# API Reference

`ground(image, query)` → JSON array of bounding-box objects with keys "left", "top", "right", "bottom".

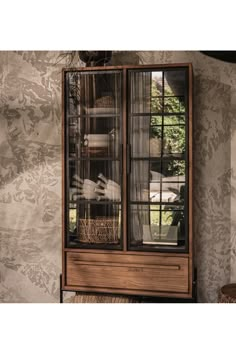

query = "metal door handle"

[{"left": 127, "top": 144, "right": 131, "bottom": 174}]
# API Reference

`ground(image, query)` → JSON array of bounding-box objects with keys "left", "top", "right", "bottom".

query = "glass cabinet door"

[
  {"left": 128, "top": 68, "right": 188, "bottom": 251},
  {"left": 65, "top": 70, "right": 122, "bottom": 248}
]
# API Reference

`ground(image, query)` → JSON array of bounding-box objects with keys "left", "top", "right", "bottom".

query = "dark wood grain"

[
  {"left": 66, "top": 252, "right": 189, "bottom": 295},
  {"left": 188, "top": 63, "right": 193, "bottom": 295},
  {"left": 61, "top": 69, "right": 65, "bottom": 288},
  {"left": 122, "top": 68, "right": 127, "bottom": 251},
  {"left": 64, "top": 247, "right": 189, "bottom": 257},
  {"left": 62, "top": 63, "right": 192, "bottom": 73}
]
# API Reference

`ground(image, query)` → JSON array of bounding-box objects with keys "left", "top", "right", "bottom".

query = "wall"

[
  {"left": 0, "top": 51, "right": 62, "bottom": 302},
  {"left": 230, "top": 70, "right": 236, "bottom": 283},
  {"left": 0, "top": 51, "right": 235, "bottom": 302}
]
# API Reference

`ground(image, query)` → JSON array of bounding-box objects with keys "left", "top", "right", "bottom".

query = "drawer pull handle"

[{"left": 72, "top": 260, "right": 180, "bottom": 271}]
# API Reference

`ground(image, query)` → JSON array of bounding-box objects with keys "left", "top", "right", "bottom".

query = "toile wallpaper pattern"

[{"left": 0, "top": 51, "right": 235, "bottom": 303}]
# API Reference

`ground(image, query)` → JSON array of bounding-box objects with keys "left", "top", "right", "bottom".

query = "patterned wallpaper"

[
  {"left": 0, "top": 51, "right": 235, "bottom": 302},
  {"left": 0, "top": 51, "right": 62, "bottom": 302}
]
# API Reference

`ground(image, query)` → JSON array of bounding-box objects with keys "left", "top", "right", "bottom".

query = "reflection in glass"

[
  {"left": 164, "top": 70, "right": 186, "bottom": 113},
  {"left": 130, "top": 160, "right": 185, "bottom": 204},
  {"left": 130, "top": 204, "right": 185, "bottom": 247},
  {"left": 149, "top": 126, "right": 162, "bottom": 157},
  {"left": 81, "top": 128, "right": 120, "bottom": 159},
  {"left": 69, "top": 204, "right": 77, "bottom": 233},
  {"left": 163, "top": 125, "right": 185, "bottom": 156},
  {"left": 151, "top": 71, "right": 163, "bottom": 114},
  {"left": 129, "top": 68, "right": 187, "bottom": 250},
  {"left": 164, "top": 97, "right": 185, "bottom": 113},
  {"left": 68, "top": 115, "right": 120, "bottom": 159},
  {"left": 69, "top": 161, "right": 120, "bottom": 202},
  {"left": 95, "top": 73, "right": 121, "bottom": 113},
  {"left": 163, "top": 115, "right": 185, "bottom": 125},
  {"left": 163, "top": 159, "right": 185, "bottom": 178},
  {"left": 151, "top": 97, "right": 162, "bottom": 113},
  {"left": 130, "top": 69, "right": 186, "bottom": 160},
  {"left": 151, "top": 115, "right": 162, "bottom": 125},
  {"left": 150, "top": 159, "right": 185, "bottom": 178},
  {"left": 68, "top": 97, "right": 79, "bottom": 116},
  {"left": 66, "top": 70, "right": 122, "bottom": 248},
  {"left": 68, "top": 71, "right": 122, "bottom": 115}
]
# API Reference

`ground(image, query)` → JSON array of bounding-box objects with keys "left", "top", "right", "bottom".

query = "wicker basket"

[
  {"left": 96, "top": 217, "right": 119, "bottom": 243},
  {"left": 78, "top": 219, "right": 97, "bottom": 243},
  {"left": 95, "top": 96, "right": 114, "bottom": 108},
  {"left": 78, "top": 217, "right": 119, "bottom": 244}
]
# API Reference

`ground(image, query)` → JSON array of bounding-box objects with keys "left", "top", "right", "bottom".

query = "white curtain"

[{"left": 130, "top": 71, "right": 151, "bottom": 242}]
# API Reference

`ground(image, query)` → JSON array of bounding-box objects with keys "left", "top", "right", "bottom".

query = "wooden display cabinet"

[{"left": 61, "top": 64, "right": 194, "bottom": 301}]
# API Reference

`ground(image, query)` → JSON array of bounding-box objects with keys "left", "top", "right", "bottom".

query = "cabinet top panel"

[{"left": 62, "top": 63, "right": 193, "bottom": 73}]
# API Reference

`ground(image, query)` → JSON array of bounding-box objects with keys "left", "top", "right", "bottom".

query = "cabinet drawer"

[{"left": 66, "top": 252, "right": 189, "bottom": 295}]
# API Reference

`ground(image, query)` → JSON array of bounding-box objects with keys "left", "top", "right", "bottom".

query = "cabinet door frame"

[
  {"left": 62, "top": 67, "right": 124, "bottom": 250},
  {"left": 126, "top": 65, "right": 192, "bottom": 253}
]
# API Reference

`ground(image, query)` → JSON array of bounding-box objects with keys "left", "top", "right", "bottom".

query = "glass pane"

[
  {"left": 130, "top": 204, "right": 185, "bottom": 248},
  {"left": 151, "top": 115, "right": 162, "bottom": 125},
  {"left": 128, "top": 68, "right": 188, "bottom": 251},
  {"left": 69, "top": 204, "right": 121, "bottom": 246},
  {"left": 163, "top": 125, "right": 185, "bottom": 157},
  {"left": 66, "top": 70, "right": 122, "bottom": 249},
  {"left": 129, "top": 71, "right": 152, "bottom": 114},
  {"left": 131, "top": 161, "right": 185, "bottom": 204},
  {"left": 149, "top": 126, "right": 162, "bottom": 157},
  {"left": 129, "top": 70, "right": 186, "bottom": 159},
  {"left": 129, "top": 71, "right": 160, "bottom": 157},
  {"left": 68, "top": 71, "right": 121, "bottom": 115},
  {"left": 131, "top": 120, "right": 186, "bottom": 158},
  {"left": 163, "top": 115, "right": 185, "bottom": 125},
  {"left": 67, "top": 71, "right": 121, "bottom": 159},
  {"left": 130, "top": 70, "right": 186, "bottom": 114},
  {"left": 130, "top": 160, "right": 149, "bottom": 202},
  {"left": 69, "top": 121, "right": 78, "bottom": 158},
  {"left": 69, "top": 203, "right": 77, "bottom": 234},
  {"left": 160, "top": 159, "right": 186, "bottom": 178},
  {"left": 151, "top": 71, "right": 163, "bottom": 113},
  {"left": 130, "top": 116, "right": 153, "bottom": 157},
  {"left": 164, "top": 70, "right": 186, "bottom": 113},
  {"left": 164, "top": 97, "right": 185, "bottom": 113},
  {"left": 67, "top": 73, "right": 81, "bottom": 114},
  {"left": 68, "top": 117, "right": 120, "bottom": 159},
  {"left": 69, "top": 160, "right": 121, "bottom": 202},
  {"left": 67, "top": 97, "right": 79, "bottom": 116},
  {"left": 130, "top": 122, "right": 186, "bottom": 159},
  {"left": 151, "top": 160, "right": 185, "bottom": 204},
  {"left": 130, "top": 204, "right": 150, "bottom": 244},
  {"left": 81, "top": 119, "right": 120, "bottom": 159},
  {"left": 132, "top": 121, "right": 186, "bottom": 158}
]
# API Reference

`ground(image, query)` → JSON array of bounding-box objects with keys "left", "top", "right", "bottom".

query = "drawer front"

[{"left": 66, "top": 252, "right": 189, "bottom": 294}]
